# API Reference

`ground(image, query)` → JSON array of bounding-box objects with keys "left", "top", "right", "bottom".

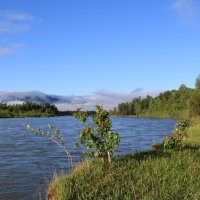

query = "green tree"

[
  {"left": 190, "top": 90, "right": 200, "bottom": 116},
  {"left": 179, "top": 84, "right": 187, "bottom": 93},
  {"left": 195, "top": 75, "right": 200, "bottom": 90},
  {"left": 74, "top": 105, "right": 120, "bottom": 163},
  {"left": 0, "top": 102, "right": 60, "bottom": 118}
]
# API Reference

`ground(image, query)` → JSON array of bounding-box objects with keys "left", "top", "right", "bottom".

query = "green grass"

[
  {"left": 187, "top": 118, "right": 200, "bottom": 147},
  {"left": 46, "top": 120, "right": 200, "bottom": 200}
]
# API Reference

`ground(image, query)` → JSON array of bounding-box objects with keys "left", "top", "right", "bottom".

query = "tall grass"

[
  {"left": 46, "top": 118, "right": 200, "bottom": 200},
  {"left": 186, "top": 117, "right": 200, "bottom": 147},
  {"left": 47, "top": 149, "right": 200, "bottom": 200}
]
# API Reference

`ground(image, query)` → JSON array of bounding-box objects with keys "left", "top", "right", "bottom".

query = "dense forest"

[
  {"left": 111, "top": 76, "right": 200, "bottom": 119},
  {"left": 0, "top": 102, "right": 60, "bottom": 118},
  {"left": 0, "top": 102, "right": 96, "bottom": 118}
]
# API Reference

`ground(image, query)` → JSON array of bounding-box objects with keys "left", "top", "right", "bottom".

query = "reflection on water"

[{"left": 0, "top": 116, "right": 175, "bottom": 200}]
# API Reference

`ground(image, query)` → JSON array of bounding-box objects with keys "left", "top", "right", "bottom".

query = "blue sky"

[{"left": 0, "top": 0, "right": 200, "bottom": 96}]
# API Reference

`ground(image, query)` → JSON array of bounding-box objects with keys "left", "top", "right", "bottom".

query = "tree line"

[
  {"left": 0, "top": 102, "right": 96, "bottom": 118},
  {"left": 1, "top": 76, "right": 200, "bottom": 119},
  {"left": 111, "top": 76, "right": 200, "bottom": 118},
  {"left": 0, "top": 102, "right": 59, "bottom": 118}
]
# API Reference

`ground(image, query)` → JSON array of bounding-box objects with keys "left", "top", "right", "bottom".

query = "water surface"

[{"left": 0, "top": 116, "right": 175, "bottom": 200}]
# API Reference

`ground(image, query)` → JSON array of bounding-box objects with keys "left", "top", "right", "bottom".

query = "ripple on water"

[{"left": 0, "top": 116, "right": 175, "bottom": 200}]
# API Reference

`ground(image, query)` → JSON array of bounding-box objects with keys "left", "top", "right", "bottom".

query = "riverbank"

[{"left": 46, "top": 118, "right": 200, "bottom": 200}]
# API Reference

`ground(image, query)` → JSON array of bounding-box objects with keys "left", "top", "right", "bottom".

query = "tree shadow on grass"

[
  {"left": 114, "top": 149, "right": 172, "bottom": 163},
  {"left": 183, "top": 144, "right": 200, "bottom": 151},
  {"left": 114, "top": 144, "right": 200, "bottom": 163}
]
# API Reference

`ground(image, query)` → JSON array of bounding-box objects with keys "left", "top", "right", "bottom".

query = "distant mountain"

[{"left": 0, "top": 90, "right": 159, "bottom": 111}]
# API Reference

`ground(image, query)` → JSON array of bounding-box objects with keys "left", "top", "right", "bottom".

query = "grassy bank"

[
  {"left": 46, "top": 120, "right": 200, "bottom": 200},
  {"left": 187, "top": 117, "right": 200, "bottom": 147}
]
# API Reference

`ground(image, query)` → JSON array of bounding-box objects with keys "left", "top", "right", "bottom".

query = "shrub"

[
  {"left": 74, "top": 105, "right": 120, "bottom": 163},
  {"left": 26, "top": 124, "right": 73, "bottom": 168},
  {"left": 163, "top": 120, "right": 189, "bottom": 149}
]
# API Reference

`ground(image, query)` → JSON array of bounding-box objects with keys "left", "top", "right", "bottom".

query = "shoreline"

[{"left": 45, "top": 119, "right": 200, "bottom": 200}]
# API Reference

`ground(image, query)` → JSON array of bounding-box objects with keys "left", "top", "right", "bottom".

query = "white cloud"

[
  {"left": 6, "top": 100, "right": 24, "bottom": 105},
  {"left": 0, "top": 44, "right": 24, "bottom": 55},
  {"left": 0, "top": 10, "right": 34, "bottom": 33},
  {"left": 0, "top": 46, "right": 12, "bottom": 55},
  {"left": 0, "top": 21, "right": 32, "bottom": 33},
  {"left": 172, "top": 0, "right": 197, "bottom": 22},
  {"left": 0, "top": 10, "right": 35, "bottom": 55},
  {"left": 0, "top": 90, "right": 160, "bottom": 111},
  {"left": 0, "top": 10, "right": 33, "bottom": 21}
]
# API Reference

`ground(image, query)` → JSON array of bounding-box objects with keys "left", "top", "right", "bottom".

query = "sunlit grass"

[
  {"left": 46, "top": 118, "right": 200, "bottom": 200},
  {"left": 187, "top": 117, "right": 200, "bottom": 147},
  {"left": 47, "top": 149, "right": 200, "bottom": 200}
]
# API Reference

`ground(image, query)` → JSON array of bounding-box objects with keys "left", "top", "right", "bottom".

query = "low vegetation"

[
  {"left": 26, "top": 124, "right": 73, "bottom": 168},
  {"left": 163, "top": 120, "right": 189, "bottom": 150},
  {"left": 186, "top": 117, "right": 200, "bottom": 147},
  {"left": 46, "top": 119, "right": 200, "bottom": 200}
]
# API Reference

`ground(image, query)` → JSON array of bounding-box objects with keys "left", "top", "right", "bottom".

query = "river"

[{"left": 0, "top": 116, "right": 175, "bottom": 200}]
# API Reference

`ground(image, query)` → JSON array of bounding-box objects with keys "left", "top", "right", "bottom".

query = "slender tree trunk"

[{"left": 107, "top": 152, "right": 111, "bottom": 163}]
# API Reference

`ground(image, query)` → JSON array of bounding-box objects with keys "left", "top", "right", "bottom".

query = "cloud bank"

[
  {"left": 172, "top": 0, "right": 197, "bottom": 23},
  {"left": 0, "top": 10, "right": 36, "bottom": 56},
  {"left": 0, "top": 90, "right": 160, "bottom": 111}
]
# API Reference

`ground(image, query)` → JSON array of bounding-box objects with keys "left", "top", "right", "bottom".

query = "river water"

[{"left": 0, "top": 116, "right": 175, "bottom": 200}]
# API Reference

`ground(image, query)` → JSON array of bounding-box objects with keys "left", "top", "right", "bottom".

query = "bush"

[
  {"left": 163, "top": 120, "right": 189, "bottom": 149},
  {"left": 74, "top": 105, "right": 120, "bottom": 163}
]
